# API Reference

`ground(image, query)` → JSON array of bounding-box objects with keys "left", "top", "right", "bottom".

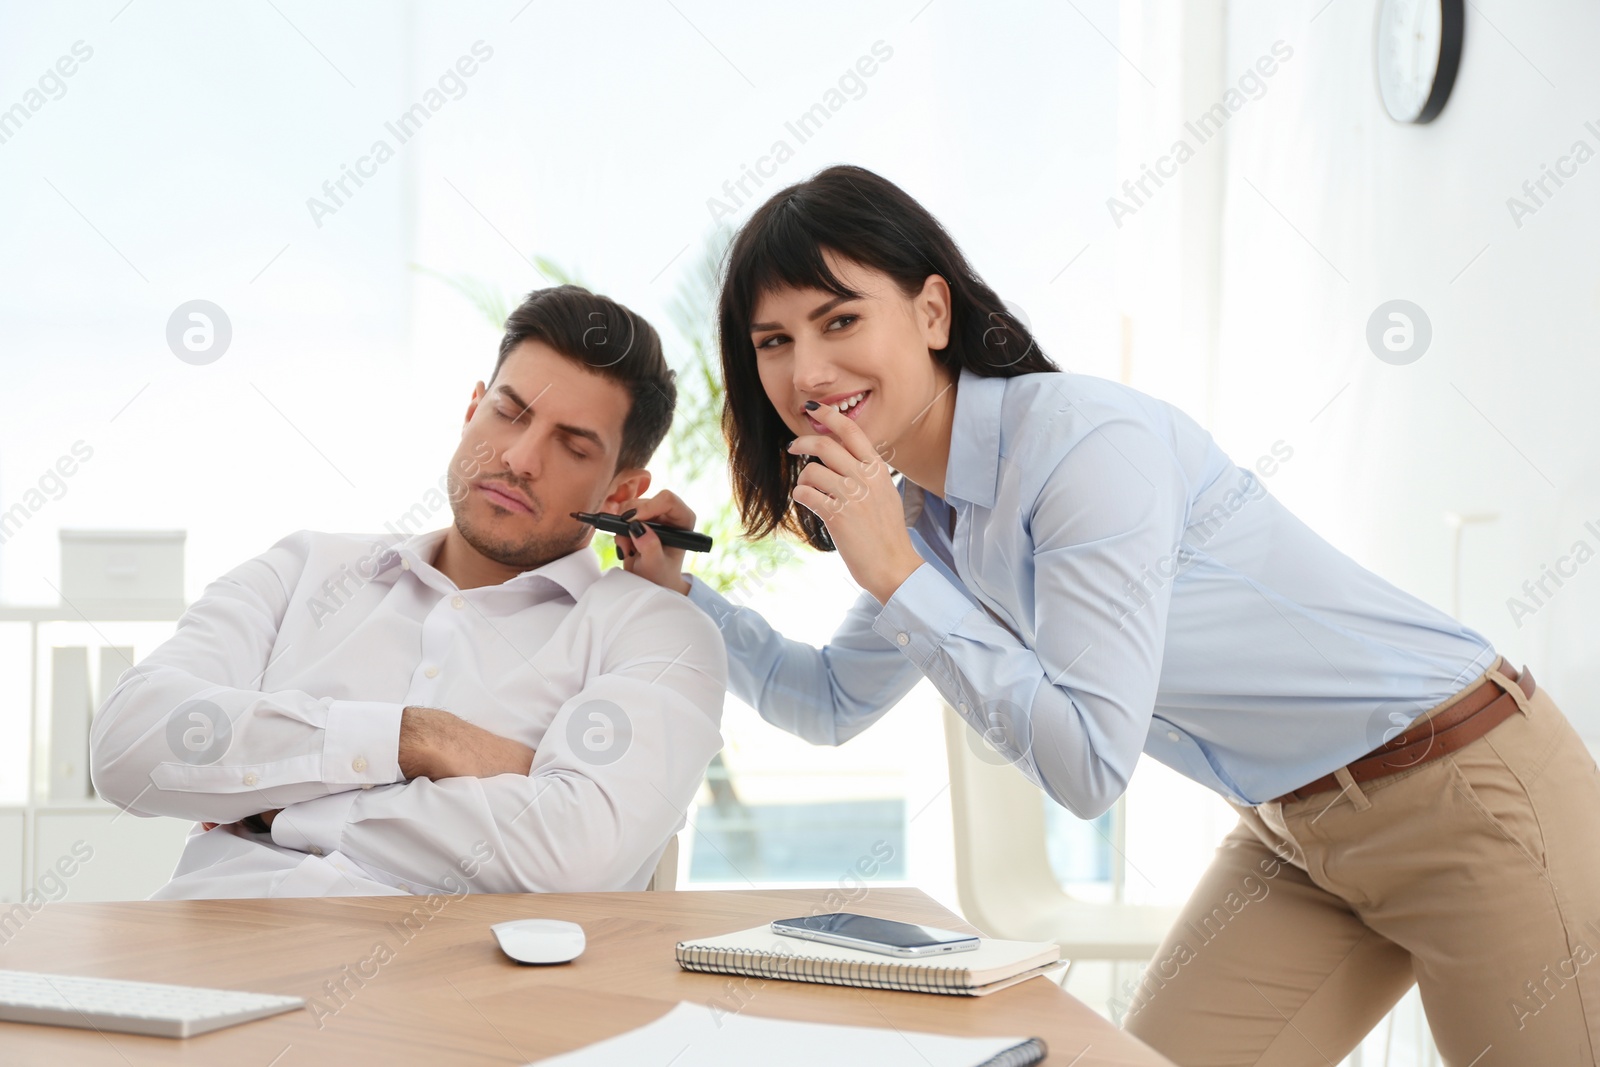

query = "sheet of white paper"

[{"left": 527, "top": 1001, "right": 1038, "bottom": 1067}]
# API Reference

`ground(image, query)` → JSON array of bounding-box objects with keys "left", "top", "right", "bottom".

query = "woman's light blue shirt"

[{"left": 686, "top": 369, "right": 1498, "bottom": 817}]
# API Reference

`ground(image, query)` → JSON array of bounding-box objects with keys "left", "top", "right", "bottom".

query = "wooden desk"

[{"left": 0, "top": 887, "right": 1176, "bottom": 1065}]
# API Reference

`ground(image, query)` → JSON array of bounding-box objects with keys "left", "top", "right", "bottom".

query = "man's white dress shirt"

[{"left": 90, "top": 528, "right": 727, "bottom": 899}]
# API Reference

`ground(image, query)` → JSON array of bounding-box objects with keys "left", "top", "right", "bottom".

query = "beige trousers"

[{"left": 1123, "top": 658, "right": 1600, "bottom": 1066}]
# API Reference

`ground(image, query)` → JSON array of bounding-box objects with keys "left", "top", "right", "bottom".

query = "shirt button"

[
  {"left": 424, "top": 665, "right": 439, "bottom": 679},
  {"left": 361, "top": 783, "right": 373, "bottom": 790},
  {"left": 352, "top": 757, "right": 367, "bottom": 773},
  {"left": 451, "top": 595, "right": 465, "bottom": 610},
  {"left": 1166, "top": 730, "right": 1181, "bottom": 742},
  {"left": 896, "top": 633, "right": 910, "bottom": 646},
  {"left": 400, "top": 559, "right": 411, "bottom": 571},
  {"left": 957, "top": 702, "right": 968, "bottom": 713},
  {"left": 399, "top": 883, "right": 411, "bottom": 893},
  {"left": 310, "top": 846, "right": 324, "bottom": 856},
  {"left": 242, "top": 772, "right": 258, "bottom": 786}
]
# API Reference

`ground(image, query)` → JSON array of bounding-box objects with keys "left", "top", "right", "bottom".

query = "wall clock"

[{"left": 1376, "top": 0, "right": 1464, "bottom": 123}]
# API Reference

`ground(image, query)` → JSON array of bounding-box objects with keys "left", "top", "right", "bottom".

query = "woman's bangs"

[{"left": 734, "top": 204, "right": 860, "bottom": 329}]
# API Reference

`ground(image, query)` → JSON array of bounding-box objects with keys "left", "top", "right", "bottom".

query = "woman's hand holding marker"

[{"left": 614, "top": 491, "right": 696, "bottom": 595}]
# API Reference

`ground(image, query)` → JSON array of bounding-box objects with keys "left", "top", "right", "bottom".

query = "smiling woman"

[
  {"left": 717, "top": 164, "right": 1058, "bottom": 553},
  {"left": 613, "top": 163, "right": 1600, "bottom": 1064}
]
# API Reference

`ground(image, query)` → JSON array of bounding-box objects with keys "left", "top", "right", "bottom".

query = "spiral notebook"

[
  {"left": 528, "top": 1001, "right": 1047, "bottom": 1067},
  {"left": 675, "top": 925, "right": 1061, "bottom": 996}
]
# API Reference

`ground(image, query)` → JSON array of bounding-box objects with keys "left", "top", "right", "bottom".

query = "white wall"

[
  {"left": 1115, "top": 1, "right": 1600, "bottom": 735},
  {"left": 1213, "top": 1, "right": 1600, "bottom": 733},
  {"left": 1100, "top": 0, "right": 1600, "bottom": 924}
]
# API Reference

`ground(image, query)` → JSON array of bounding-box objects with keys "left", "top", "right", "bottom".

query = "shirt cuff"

[
  {"left": 271, "top": 789, "right": 360, "bottom": 856},
  {"left": 871, "top": 562, "right": 977, "bottom": 669},
  {"left": 322, "top": 700, "right": 404, "bottom": 786}
]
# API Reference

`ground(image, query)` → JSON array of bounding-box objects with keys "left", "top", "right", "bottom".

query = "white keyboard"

[{"left": 0, "top": 969, "right": 304, "bottom": 1038}]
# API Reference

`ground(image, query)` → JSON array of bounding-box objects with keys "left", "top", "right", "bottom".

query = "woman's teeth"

[{"left": 834, "top": 391, "right": 868, "bottom": 413}]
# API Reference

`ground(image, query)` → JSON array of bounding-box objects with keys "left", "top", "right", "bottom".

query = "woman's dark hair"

[
  {"left": 717, "top": 164, "right": 1059, "bottom": 551},
  {"left": 495, "top": 284, "right": 676, "bottom": 472}
]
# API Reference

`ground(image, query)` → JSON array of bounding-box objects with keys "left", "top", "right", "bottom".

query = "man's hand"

[
  {"left": 201, "top": 809, "right": 279, "bottom": 833},
  {"left": 399, "top": 706, "right": 536, "bottom": 780}
]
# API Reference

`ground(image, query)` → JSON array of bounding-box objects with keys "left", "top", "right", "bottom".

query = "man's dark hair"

[{"left": 493, "top": 285, "right": 676, "bottom": 471}]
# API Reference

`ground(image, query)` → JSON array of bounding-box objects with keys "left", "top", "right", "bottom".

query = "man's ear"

[
  {"left": 602, "top": 468, "right": 652, "bottom": 512},
  {"left": 463, "top": 381, "right": 488, "bottom": 433},
  {"left": 917, "top": 274, "right": 952, "bottom": 351}
]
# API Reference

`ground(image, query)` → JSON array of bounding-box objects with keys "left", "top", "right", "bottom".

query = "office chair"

[
  {"left": 645, "top": 834, "right": 680, "bottom": 892},
  {"left": 941, "top": 704, "right": 1178, "bottom": 973}
]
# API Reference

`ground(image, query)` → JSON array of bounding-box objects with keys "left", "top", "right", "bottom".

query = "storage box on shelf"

[{"left": 0, "top": 531, "right": 194, "bottom": 907}]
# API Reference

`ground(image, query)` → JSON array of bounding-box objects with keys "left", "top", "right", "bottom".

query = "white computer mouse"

[{"left": 491, "top": 918, "right": 586, "bottom": 964}]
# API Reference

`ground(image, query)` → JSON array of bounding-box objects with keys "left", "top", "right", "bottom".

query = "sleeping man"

[{"left": 90, "top": 285, "right": 727, "bottom": 898}]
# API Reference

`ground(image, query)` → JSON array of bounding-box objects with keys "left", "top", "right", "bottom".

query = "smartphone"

[{"left": 769, "top": 913, "right": 980, "bottom": 958}]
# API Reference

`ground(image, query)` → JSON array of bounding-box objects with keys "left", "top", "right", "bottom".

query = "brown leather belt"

[{"left": 1272, "top": 660, "right": 1535, "bottom": 804}]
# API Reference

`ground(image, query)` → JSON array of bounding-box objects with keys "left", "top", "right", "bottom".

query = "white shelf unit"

[{"left": 1, "top": 603, "right": 195, "bottom": 906}]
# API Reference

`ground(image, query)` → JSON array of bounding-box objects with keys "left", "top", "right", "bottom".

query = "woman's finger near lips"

[{"left": 802, "top": 399, "right": 873, "bottom": 457}]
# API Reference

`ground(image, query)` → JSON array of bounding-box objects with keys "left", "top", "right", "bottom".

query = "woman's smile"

[{"left": 804, "top": 389, "right": 871, "bottom": 433}]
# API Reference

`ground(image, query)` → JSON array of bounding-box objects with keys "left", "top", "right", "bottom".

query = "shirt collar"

[
  {"left": 899, "top": 369, "right": 1008, "bottom": 527},
  {"left": 942, "top": 368, "right": 1006, "bottom": 510},
  {"left": 393, "top": 528, "right": 603, "bottom": 601}
]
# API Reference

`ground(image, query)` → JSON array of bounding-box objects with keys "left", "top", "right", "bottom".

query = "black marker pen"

[{"left": 570, "top": 512, "right": 714, "bottom": 553}]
